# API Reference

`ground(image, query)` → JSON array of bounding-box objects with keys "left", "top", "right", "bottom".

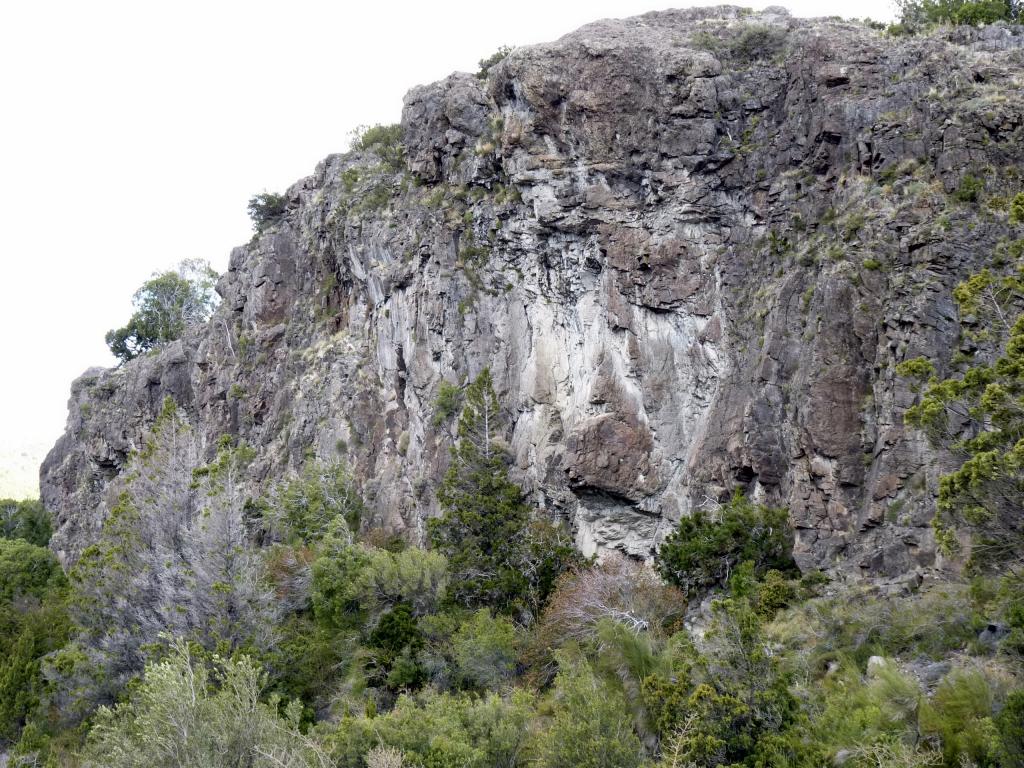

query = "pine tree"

[{"left": 430, "top": 369, "right": 533, "bottom": 613}]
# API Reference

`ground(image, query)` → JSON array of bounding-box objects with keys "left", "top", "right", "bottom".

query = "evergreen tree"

[
  {"left": 430, "top": 369, "right": 531, "bottom": 612},
  {"left": 430, "top": 369, "right": 578, "bottom": 617}
]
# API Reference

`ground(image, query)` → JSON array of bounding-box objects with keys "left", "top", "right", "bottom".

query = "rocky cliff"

[{"left": 42, "top": 7, "right": 1024, "bottom": 577}]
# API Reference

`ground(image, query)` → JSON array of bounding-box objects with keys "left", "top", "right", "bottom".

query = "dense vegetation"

[{"left": 2, "top": 359, "right": 1022, "bottom": 767}]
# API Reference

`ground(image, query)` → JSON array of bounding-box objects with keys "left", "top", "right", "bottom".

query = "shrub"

[
  {"left": 533, "top": 656, "right": 645, "bottom": 768},
  {"left": 326, "top": 689, "right": 536, "bottom": 768},
  {"left": 920, "top": 669, "right": 1002, "bottom": 767},
  {"left": 269, "top": 462, "right": 364, "bottom": 544},
  {"left": 0, "top": 499, "right": 51, "bottom": 546},
  {"left": 953, "top": 174, "right": 984, "bottom": 203},
  {"left": 432, "top": 380, "right": 463, "bottom": 426},
  {"left": 656, "top": 492, "right": 796, "bottom": 596},
  {"left": 729, "top": 24, "right": 787, "bottom": 62},
  {"left": 247, "top": 191, "right": 288, "bottom": 231},
  {"left": 476, "top": 46, "right": 513, "bottom": 79},
  {"left": 1010, "top": 192, "right": 1024, "bottom": 226},
  {"left": 897, "top": 0, "right": 1020, "bottom": 26},
  {"left": 997, "top": 690, "right": 1024, "bottom": 768},
  {"left": 80, "top": 639, "right": 323, "bottom": 767},
  {"left": 354, "top": 124, "right": 405, "bottom": 172},
  {"left": 862, "top": 257, "right": 883, "bottom": 270},
  {"left": 452, "top": 609, "right": 516, "bottom": 691}
]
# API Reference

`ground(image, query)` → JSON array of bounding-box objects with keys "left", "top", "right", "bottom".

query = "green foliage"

[
  {"left": 452, "top": 609, "right": 516, "bottom": 691},
  {"left": 897, "top": 0, "right": 1020, "bottom": 26},
  {"left": 997, "top": 689, "right": 1024, "bottom": 768},
  {"left": 0, "top": 498, "right": 52, "bottom": 546},
  {"left": 432, "top": 380, "right": 463, "bottom": 426},
  {"left": 476, "top": 46, "right": 513, "bottom": 79},
  {"left": 920, "top": 669, "right": 1000, "bottom": 767},
  {"left": 533, "top": 655, "right": 645, "bottom": 768},
  {"left": 247, "top": 190, "right": 288, "bottom": 231},
  {"left": 105, "top": 259, "right": 219, "bottom": 363},
  {"left": 430, "top": 369, "right": 577, "bottom": 617},
  {"left": 271, "top": 462, "right": 364, "bottom": 544},
  {"left": 954, "top": 173, "right": 986, "bottom": 203},
  {"left": 1010, "top": 192, "right": 1024, "bottom": 227},
  {"left": 862, "top": 257, "right": 883, "bottom": 271},
  {"left": 354, "top": 124, "right": 405, "bottom": 172},
  {"left": 432, "top": 378, "right": 464, "bottom": 428},
  {"left": 0, "top": 540, "right": 70, "bottom": 745},
  {"left": 326, "top": 688, "right": 536, "bottom": 768},
  {"left": 81, "top": 638, "right": 322, "bottom": 767},
  {"left": 729, "top": 24, "right": 787, "bottom": 62},
  {"left": 900, "top": 263, "right": 1024, "bottom": 566},
  {"left": 656, "top": 492, "right": 796, "bottom": 596},
  {"left": 0, "top": 538, "right": 65, "bottom": 604}
]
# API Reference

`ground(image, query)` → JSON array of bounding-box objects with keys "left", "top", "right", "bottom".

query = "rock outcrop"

[{"left": 42, "top": 8, "right": 1024, "bottom": 577}]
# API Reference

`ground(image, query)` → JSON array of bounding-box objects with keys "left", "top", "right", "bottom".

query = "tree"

[
  {"left": 898, "top": 262, "right": 1024, "bottom": 568},
  {"left": 896, "top": 0, "right": 1020, "bottom": 25},
  {"left": 0, "top": 539, "right": 70, "bottom": 745},
  {"left": 105, "top": 259, "right": 218, "bottom": 363},
  {"left": 656, "top": 492, "right": 796, "bottom": 596},
  {"left": 0, "top": 498, "right": 52, "bottom": 546},
  {"left": 429, "top": 369, "right": 577, "bottom": 616},
  {"left": 527, "top": 554, "right": 684, "bottom": 684},
  {"left": 68, "top": 400, "right": 275, "bottom": 709}
]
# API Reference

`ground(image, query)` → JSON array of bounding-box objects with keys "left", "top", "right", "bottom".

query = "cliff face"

[{"left": 42, "top": 8, "right": 1024, "bottom": 576}]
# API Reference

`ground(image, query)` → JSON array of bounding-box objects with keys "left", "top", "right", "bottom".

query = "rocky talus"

[{"left": 42, "top": 7, "right": 1024, "bottom": 577}]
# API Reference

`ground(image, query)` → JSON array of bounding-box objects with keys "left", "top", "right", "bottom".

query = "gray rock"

[{"left": 41, "top": 8, "right": 1024, "bottom": 575}]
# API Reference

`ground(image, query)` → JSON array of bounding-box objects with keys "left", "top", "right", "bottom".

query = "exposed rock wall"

[{"left": 42, "top": 8, "right": 1024, "bottom": 577}]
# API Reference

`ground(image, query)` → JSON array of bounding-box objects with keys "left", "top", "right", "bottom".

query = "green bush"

[
  {"left": 80, "top": 639, "right": 319, "bottom": 767},
  {"left": 953, "top": 174, "right": 985, "bottom": 203},
  {"left": 432, "top": 380, "right": 463, "bottom": 426},
  {"left": 452, "top": 609, "right": 516, "bottom": 691},
  {"left": 247, "top": 191, "right": 288, "bottom": 231},
  {"left": 997, "top": 690, "right": 1024, "bottom": 768},
  {"left": 326, "top": 688, "right": 536, "bottom": 768},
  {"left": 533, "top": 656, "right": 645, "bottom": 768},
  {"left": 656, "top": 492, "right": 796, "bottom": 595},
  {"left": 1010, "top": 192, "right": 1024, "bottom": 226},
  {"left": 920, "top": 669, "right": 1000, "bottom": 768},
  {"left": 729, "top": 24, "right": 787, "bottom": 62},
  {"left": 271, "top": 462, "right": 364, "bottom": 544},
  {"left": 355, "top": 124, "right": 405, "bottom": 172},
  {"left": 897, "top": 0, "right": 1020, "bottom": 26},
  {"left": 476, "top": 46, "right": 513, "bottom": 79},
  {"left": 0, "top": 498, "right": 51, "bottom": 546}
]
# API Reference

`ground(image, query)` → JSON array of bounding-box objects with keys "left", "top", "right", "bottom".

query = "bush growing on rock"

[
  {"left": 656, "top": 492, "right": 796, "bottom": 596},
  {"left": 247, "top": 191, "right": 288, "bottom": 231}
]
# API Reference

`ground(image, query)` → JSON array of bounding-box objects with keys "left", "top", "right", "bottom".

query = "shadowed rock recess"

[{"left": 42, "top": 7, "right": 1024, "bottom": 577}]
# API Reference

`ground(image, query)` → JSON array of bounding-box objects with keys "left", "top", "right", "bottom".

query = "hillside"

[
  {"left": 42, "top": 7, "right": 1024, "bottom": 574},
  {"left": 4, "top": 7, "right": 1024, "bottom": 768}
]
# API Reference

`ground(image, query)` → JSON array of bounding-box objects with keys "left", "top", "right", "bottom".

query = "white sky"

[{"left": 0, "top": 0, "right": 897, "bottom": 459}]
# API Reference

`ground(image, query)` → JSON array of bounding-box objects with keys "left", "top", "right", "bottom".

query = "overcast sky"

[{"left": 0, "top": 0, "right": 897, "bottom": 469}]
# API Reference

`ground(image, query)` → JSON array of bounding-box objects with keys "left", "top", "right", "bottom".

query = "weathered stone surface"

[{"left": 42, "top": 9, "right": 1024, "bottom": 576}]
